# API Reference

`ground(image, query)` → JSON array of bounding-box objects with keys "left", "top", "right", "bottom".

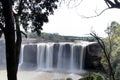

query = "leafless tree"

[
  {"left": 90, "top": 32, "right": 115, "bottom": 80},
  {"left": 62, "top": 0, "right": 120, "bottom": 18}
]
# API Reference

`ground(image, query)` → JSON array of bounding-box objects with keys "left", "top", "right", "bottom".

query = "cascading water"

[
  {"left": 18, "top": 45, "right": 25, "bottom": 69},
  {"left": 19, "top": 42, "right": 92, "bottom": 73},
  {"left": 0, "top": 40, "right": 6, "bottom": 68},
  {"left": 37, "top": 43, "right": 54, "bottom": 71},
  {"left": 0, "top": 41, "right": 102, "bottom": 74}
]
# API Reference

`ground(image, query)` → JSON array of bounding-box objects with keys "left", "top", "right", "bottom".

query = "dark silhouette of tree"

[
  {"left": 0, "top": 0, "right": 58, "bottom": 80},
  {"left": 95, "top": 0, "right": 120, "bottom": 17},
  {"left": 104, "top": 0, "right": 120, "bottom": 8}
]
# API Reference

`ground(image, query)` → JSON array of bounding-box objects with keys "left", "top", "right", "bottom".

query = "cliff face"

[
  {"left": 84, "top": 43, "right": 105, "bottom": 73},
  {"left": 0, "top": 40, "right": 105, "bottom": 73}
]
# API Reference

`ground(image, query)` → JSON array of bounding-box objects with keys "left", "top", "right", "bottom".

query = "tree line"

[{"left": 26, "top": 32, "right": 96, "bottom": 42}]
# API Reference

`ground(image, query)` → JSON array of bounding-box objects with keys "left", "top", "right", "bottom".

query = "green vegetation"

[
  {"left": 87, "top": 21, "right": 120, "bottom": 80},
  {"left": 103, "top": 21, "right": 120, "bottom": 80},
  {"left": 80, "top": 73, "right": 106, "bottom": 80}
]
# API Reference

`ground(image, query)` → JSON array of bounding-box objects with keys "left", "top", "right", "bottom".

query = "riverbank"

[{"left": 0, "top": 70, "right": 82, "bottom": 80}]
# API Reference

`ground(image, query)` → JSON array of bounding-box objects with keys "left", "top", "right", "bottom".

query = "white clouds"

[{"left": 42, "top": 1, "right": 120, "bottom": 37}]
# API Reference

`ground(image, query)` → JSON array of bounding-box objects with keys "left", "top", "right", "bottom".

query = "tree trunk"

[
  {"left": 15, "top": 15, "right": 22, "bottom": 73},
  {"left": 15, "top": 0, "right": 23, "bottom": 72},
  {"left": 1, "top": 0, "right": 17, "bottom": 80}
]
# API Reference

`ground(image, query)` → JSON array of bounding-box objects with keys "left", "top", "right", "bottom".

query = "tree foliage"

[
  {"left": 0, "top": 0, "right": 58, "bottom": 35},
  {"left": 80, "top": 73, "right": 106, "bottom": 80},
  {"left": 99, "top": 21, "right": 120, "bottom": 80},
  {"left": 115, "top": 64, "right": 120, "bottom": 80},
  {"left": 0, "top": 0, "right": 58, "bottom": 80},
  {"left": 104, "top": 21, "right": 120, "bottom": 56},
  {"left": 106, "top": 22, "right": 120, "bottom": 80}
]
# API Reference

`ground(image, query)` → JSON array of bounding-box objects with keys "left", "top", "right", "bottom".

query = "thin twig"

[
  {"left": 79, "top": 8, "right": 111, "bottom": 18},
  {"left": 90, "top": 32, "right": 115, "bottom": 80},
  {"left": 15, "top": 30, "right": 27, "bottom": 38},
  {"left": 0, "top": 23, "right": 5, "bottom": 32},
  {"left": 67, "top": 0, "right": 83, "bottom": 8}
]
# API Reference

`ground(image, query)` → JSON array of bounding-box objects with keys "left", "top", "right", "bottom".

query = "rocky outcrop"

[{"left": 84, "top": 43, "right": 105, "bottom": 73}]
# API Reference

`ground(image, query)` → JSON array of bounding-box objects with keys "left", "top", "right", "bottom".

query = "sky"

[{"left": 42, "top": 0, "right": 120, "bottom": 37}]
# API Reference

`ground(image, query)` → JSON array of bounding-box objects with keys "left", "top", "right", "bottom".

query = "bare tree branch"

[
  {"left": 15, "top": 30, "right": 27, "bottom": 38},
  {"left": 78, "top": 8, "right": 111, "bottom": 18},
  {"left": 104, "top": 0, "right": 115, "bottom": 8},
  {"left": 104, "top": 0, "right": 111, "bottom": 7},
  {"left": 107, "top": 33, "right": 112, "bottom": 58},
  {"left": 67, "top": 0, "right": 83, "bottom": 8},
  {"left": 61, "top": 0, "right": 83, "bottom": 8},
  {"left": 74, "top": 0, "right": 120, "bottom": 18},
  {"left": 0, "top": 23, "right": 5, "bottom": 32},
  {"left": 90, "top": 32, "right": 115, "bottom": 80},
  {"left": 20, "top": 31, "right": 27, "bottom": 38},
  {"left": 17, "top": 0, "right": 23, "bottom": 16},
  {"left": 72, "top": 0, "right": 83, "bottom": 8},
  {"left": 114, "top": 0, "right": 120, "bottom": 5},
  {"left": 104, "top": 0, "right": 120, "bottom": 8}
]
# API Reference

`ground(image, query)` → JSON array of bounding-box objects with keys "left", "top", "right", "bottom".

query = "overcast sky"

[{"left": 42, "top": 0, "right": 120, "bottom": 37}]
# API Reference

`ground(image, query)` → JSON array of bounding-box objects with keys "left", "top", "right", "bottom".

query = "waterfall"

[
  {"left": 0, "top": 41, "right": 6, "bottom": 67},
  {"left": 0, "top": 42, "right": 104, "bottom": 74},
  {"left": 37, "top": 43, "right": 46, "bottom": 70},
  {"left": 19, "top": 42, "right": 92, "bottom": 73},
  {"left": 37, "top": 43, "right": 54, "bottom": 71},
  {"left": 19, "top": 44, "right": 37, "bottom": 69},
  {"left": 18, "top": 45, "right": 24, "bottom": 69}
]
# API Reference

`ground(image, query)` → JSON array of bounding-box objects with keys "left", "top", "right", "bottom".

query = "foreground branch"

[
  {"left": 90, "top": 32, "right": 115, "bottom": 80},
  {"left": 79, "top": 8, "right": 110, "bottom": 18}
]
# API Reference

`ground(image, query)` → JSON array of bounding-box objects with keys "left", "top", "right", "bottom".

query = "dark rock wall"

[{"left": 84, "top": 43, "right": 105, "bottom": 73}]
